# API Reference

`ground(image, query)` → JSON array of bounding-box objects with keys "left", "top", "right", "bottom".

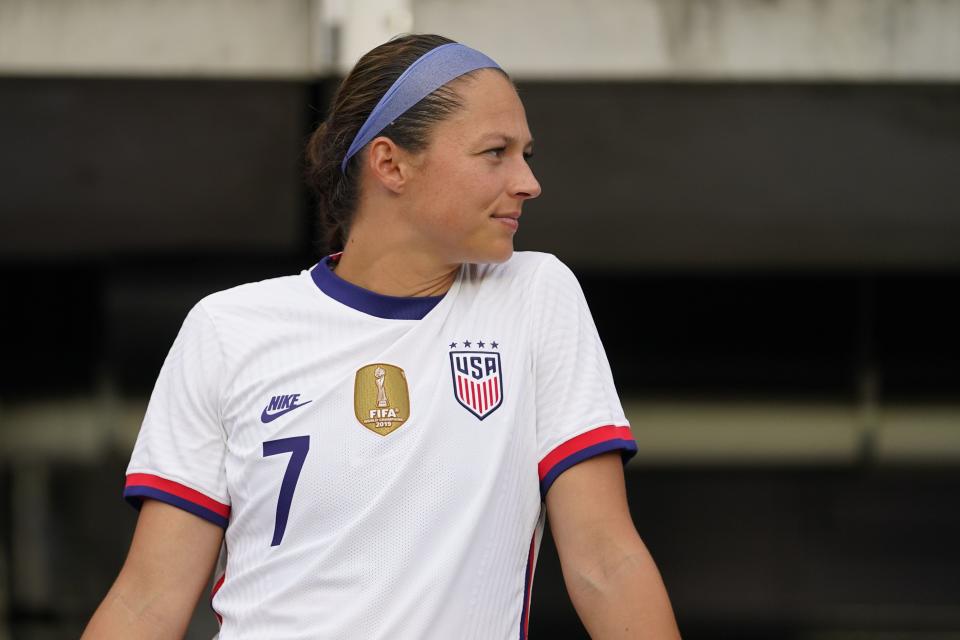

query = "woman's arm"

[
  {"left": 82, "top": 499, "right": 224, "bottom": 639},
  {"left": 545, "top": 452, "right": 682, "bottom": 639}
]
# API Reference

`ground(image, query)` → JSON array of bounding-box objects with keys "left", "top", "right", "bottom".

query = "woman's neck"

[{"left": 331, "top": 240, "right": 460, "bottom": 298}]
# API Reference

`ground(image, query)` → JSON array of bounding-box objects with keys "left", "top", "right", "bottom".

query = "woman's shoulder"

[
  {"left": 475, "top": 250, "right": 566, "bottom": 278},
  {"left": 193, "top": 270, "right": 314, "bottom": 321},
  {"left": 470, "top": 251, "right": 577, "bottom": 290}
]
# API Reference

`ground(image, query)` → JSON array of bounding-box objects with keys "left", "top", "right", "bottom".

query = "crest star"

[
  {"left": 463, "top": 340, "right": 472, "bottom": 347},
  {"left": 449, "top": 342, "right": 457, "bottom": 348},
  {"left": 477, "top": 340, "right": 486, "bottom": 348},
  {"left": 491, "top": 341, "right": 499, "bottom": 349}
]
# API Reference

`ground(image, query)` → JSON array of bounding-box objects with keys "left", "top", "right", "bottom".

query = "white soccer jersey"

[{"left": 123, "top": 250, "right": 636, "bottom": 639}]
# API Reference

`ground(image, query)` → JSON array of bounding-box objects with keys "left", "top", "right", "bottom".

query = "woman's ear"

[{"left": 367, "top": 136, "right": 416, "bottom": 194}]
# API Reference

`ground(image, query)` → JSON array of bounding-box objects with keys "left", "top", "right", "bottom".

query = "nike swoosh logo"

[{"left": 260, "top": 400, "right": 313, "bottom": 424}]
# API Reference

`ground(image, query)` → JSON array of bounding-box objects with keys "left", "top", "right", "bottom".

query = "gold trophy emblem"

[{"left": 354, "top": 363, "right": 410, "bottom": 436}]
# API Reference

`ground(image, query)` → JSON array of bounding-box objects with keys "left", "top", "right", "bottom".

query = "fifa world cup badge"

[
  {"left": 449, "top": 339, "right": 504, "bottom": 420},
  {"left": 354, "top": 363, "right": 410, "bottom": 436}
]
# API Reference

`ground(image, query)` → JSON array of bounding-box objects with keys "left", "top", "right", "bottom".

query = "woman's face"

[{"left": 402, "top": 69, "right": 541, "bottom": 265}]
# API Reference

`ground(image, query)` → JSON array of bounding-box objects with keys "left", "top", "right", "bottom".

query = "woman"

[{"left": 84, "top": 34, "right": 681, "bottom": 639}]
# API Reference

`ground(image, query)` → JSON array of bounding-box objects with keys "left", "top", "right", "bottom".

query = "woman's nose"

[{"left": 512, "top": 159, "right": 542, "bottom": 200}]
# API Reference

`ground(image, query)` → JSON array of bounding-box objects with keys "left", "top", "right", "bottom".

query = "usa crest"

[
  {"left": 354, "top": 363, "right": 410, "bottom": 436},
  {"left": 449, "top": 343, "right": 503, "bottom": 420}
]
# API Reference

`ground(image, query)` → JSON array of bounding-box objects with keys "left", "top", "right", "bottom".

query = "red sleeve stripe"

[
  {"left": 537, "top": 425, "right": 637, "bottom": 498},
  {"left": 538, "top": 425, "right": 634, "bottom": 480},
  {"left": 125, "top": 473, "right": 230, "bottom": 518}
]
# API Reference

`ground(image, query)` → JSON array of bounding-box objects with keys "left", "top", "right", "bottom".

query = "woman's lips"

[{"left": 493, "top": 212, "right": 520, "bottom": 231}]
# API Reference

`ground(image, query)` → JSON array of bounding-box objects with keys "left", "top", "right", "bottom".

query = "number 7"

[{"left": 263, "top": 435, "right": 310, "bottom": 546}]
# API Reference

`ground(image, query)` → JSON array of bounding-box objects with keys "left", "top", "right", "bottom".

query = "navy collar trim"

[{"left": 310, "top": 255, "right": 446, "bottom": 320}]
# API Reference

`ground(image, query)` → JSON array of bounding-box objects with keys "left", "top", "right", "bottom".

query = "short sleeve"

[
  {"left": 532, "top": 256, "right": 637, "bottom": 498},
  {"left": 123, "top": 302, "right": 231, "bottom": 528}
]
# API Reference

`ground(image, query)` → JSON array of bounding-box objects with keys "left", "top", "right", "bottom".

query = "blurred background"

[{"left": 1, "top": 0, "right": 959, "bottom": 638}]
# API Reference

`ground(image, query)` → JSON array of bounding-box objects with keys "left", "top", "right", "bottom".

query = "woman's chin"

[{"left": 476, "top": 244, "right": 514, "bottom": 265}]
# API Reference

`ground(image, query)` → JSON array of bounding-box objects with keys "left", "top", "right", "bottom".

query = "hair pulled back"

[{"left": 306, "top": 33, "right": 485, "bottom": 254}]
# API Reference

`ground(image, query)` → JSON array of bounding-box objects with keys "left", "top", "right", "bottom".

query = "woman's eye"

[{"left": 483, "top": 147, "right": 534, "bottom": 161}]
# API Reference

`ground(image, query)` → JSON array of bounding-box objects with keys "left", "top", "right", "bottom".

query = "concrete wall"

[
  {"left": 2, "top": 0, "right": 960, "bottom": 79},
  {"left": 415, "top": 0, "right": 960, "bottom": 80},
  {"left": 0, "top": 0, "right": 325, "bottom": 78}
]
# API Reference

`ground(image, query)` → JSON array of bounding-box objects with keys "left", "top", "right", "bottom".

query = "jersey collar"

[{"left": 310, "top": 254, "right": 446, "bottom": 320}]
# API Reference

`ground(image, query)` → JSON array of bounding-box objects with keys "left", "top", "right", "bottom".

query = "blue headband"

[{"left": 340, "top": 42, "right": 502, "bottom": 174}]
